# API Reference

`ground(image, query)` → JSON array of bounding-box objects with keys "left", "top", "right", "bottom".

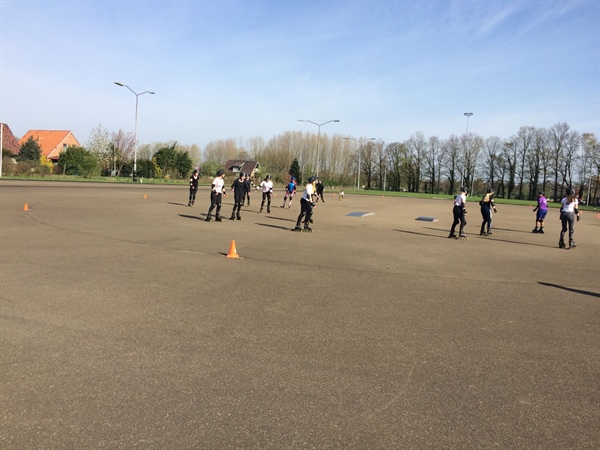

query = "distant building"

[
  {"left": 224, "top": 160, "right": 260, "bottom": 179},
  {"left": 1, "top": 123, "right": 20, "bottom": 155},
  {"left": 18, "top": 130, "right": 81, "bottom": 162}
]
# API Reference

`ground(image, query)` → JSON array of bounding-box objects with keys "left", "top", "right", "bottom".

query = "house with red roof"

[{"left": 18, "top": 130, "right": 81, "bottom": 162}]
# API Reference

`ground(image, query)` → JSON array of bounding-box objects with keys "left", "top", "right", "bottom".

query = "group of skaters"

[
  {"left": 448, "top": 186, "right": 582, "bottom": 249},
  {"left": 189, "top": 170, "right": 325, "bottom": 232}
]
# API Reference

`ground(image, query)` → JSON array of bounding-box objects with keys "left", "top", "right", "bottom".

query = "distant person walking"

[
  {"left": 558, "top": 188, "right": 581, "bottom": 249},
  {"left": 532, "top": 191, "right": 548, "bottom": 234},
  {"left": 448, "top": 186, "right": 468, "bottom": 239},
  {"left": 259, "top": 174, "right": 274, "bottom": 213},
  {"left": 187, "top": 169, "right": 199, "bottom": 207},
  {"left": 205, "top": 169, "right": 227, "bottom": 222},
  {"left": 242, "top": 176, "right": 252, "bottom": 206},
  {"left": 315, "top": 179, "right": 325, "bottom": 202},
  {"left": 479, "top": 188, "right": 497, "bottom": 236}
]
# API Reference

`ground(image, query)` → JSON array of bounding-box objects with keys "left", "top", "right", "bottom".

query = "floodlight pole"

[
  {"left": 298, "top": 119, "right": 340, "bottom": 177},
  {"left": 463, "top": 112, "right": 473, "bottom": 188},
  {"left": 114, "top": 82, "right": 155, "bottom": 182},
  {"left": 344, "top": 137, "right": 375, "bottom": 190}
]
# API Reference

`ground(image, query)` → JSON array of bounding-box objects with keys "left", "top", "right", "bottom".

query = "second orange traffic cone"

[
  {"left": 226, "top": 240, "right": 240, "bottom": 258},
  {"left": 23, "top": 203, "right": 30, "bottom": 211}
]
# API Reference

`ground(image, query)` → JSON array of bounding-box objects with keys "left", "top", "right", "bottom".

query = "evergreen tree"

[
  {"left": 18, "top": 136, "right": 42, "bottom": 161},
  {"left": 289, "top": 158, "right": 301, "bottom": 181}
]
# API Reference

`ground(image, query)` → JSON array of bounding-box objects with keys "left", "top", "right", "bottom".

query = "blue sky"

[{"left": 1, "top": 1, "right": 598, "bottom": 149}]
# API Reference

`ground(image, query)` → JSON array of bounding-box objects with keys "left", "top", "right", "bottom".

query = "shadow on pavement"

[{"left": 538, "top": 282, "right": 600, "bottom": 298}]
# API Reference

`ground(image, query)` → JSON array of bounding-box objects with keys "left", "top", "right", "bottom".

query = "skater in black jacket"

[
  {"left": 230, "top": 172, "right": 246, "bottom": 220},
  {"left": 187, "top": 169, "right": 199, "bottom": 207}
]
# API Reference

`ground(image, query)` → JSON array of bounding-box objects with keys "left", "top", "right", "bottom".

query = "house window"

[{"left": 63, "top": 143, "right": 67, "bottom": 149}]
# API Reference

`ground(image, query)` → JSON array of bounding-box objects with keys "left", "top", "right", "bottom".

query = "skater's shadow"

[
  {"left": 179, "top": 214, "right": 206, "bottom": 221},
  {"left": 394, "top": 229, "right": 450, "bottom": 239},
  {"left": 267, "top": 216, "right": 296, "bottom": 223},
  {"left": 538, "top": 282, "right": 600, "bottom": 298},
  {"left": 257, "top": 223, "right": 293, "bottom": 231},
  {"left": 168, "top": 202, "right": 189, "bottom": 207}
]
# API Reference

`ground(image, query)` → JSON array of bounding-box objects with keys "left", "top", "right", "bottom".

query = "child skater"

[
  {"left": 259, "top": 174, "right": 274, "bottom": 213},
  {"left": 448, "top": 186, "right": 468, "bottom": 239},
  {"left": 205, "top": 169, "right": 227, "bottom": 222},
  {"left": 280, "top": 176, "right": 297, "bottom": 209},
  {"left": 294, "top": 176, "right": 317, "bottom": 232},
  {"left": 532, "top": 191, "right": 548, "bottom": 233},
  {"left": 187, "top": 169, "right": 199, "bottom": 207},
  {"left": 230, "top": 172, "right": 246, "bottom": 220}
]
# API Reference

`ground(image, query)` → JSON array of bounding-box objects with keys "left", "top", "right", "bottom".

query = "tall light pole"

[
  {"left": 343, "top": 137, "right": 375, "bottom": 190},
  {"left": 297, "top": 119, "right": 340, "bottom": 177},
  {"left": 115, "top": 82, "right": 155, "bottom": 182},
  {"left": 463, "top": 112, "right": 473, "bottom": 188}
]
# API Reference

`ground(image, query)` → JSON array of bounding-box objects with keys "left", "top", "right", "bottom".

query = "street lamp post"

[
  {"left": 297, "top": 119, "right": 340, "bottom": 177},
  {"left": 343, "top": 137, "right": 375, "bottom": 190},
  {"left": 115, "top": 82, "right": 155, "bottom": 182},
  {"left": 463, "top": 112, "right": 473, "bottom": 188}
]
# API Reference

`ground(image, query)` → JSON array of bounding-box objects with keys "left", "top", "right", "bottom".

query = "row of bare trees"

[{"left": 86, "top": 122, "right": 599, "bottom": 204}]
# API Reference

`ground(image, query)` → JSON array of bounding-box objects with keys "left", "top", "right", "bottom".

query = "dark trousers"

[
  {"left": 480, "top": 207, "right": 492, "bottom": 233},
  {"left": 188, "top": 187, "right": 198, "bottom": 204},
  {"left": 207, "top": 191, "right": 223, "bottom": 217},
  {"left": 560, "top": 212, "right": 575, "bottom": 243},
  {"left": 231, "top": 193, "right": 244, "bottom": 218},
  {"left": 296, "top": 198, "right": 313, "bottom": 227},
  {"left": 260, "top": 192, "right": 272, "bottom": 210},
  {"left": 450, "top": 205, "right": 467, "bottom": 235}
]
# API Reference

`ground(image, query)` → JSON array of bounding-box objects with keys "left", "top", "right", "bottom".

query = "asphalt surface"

[{"left": 1, "top": 180, "right": 599, "bottom": 449}]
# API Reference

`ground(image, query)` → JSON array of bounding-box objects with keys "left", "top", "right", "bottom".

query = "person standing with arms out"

[
  {"left": 259, "top": 174, "right": 273, "bottom": 213},
  {"left": 479, "top": 188, "right": 497, "bottom": 236},
  {"left": 280, "top": 176, "right": 297, "bottom": 209},
  {"left": 205, "top": 169, "right": 227, "bottom": 222},
  {"left": 532, "top": 191, "right": 548, "bottom": 233},
  {"left": 187, "top": 169, "right": 199, "bottom": 207},
  {"left": 294, "top": 176, "right": 317, "bottom": 232},
  {"left": 448, "top": 186, "right": 468, "bottom": 239},
  {"left": 229, "top": 172, "right": 246, "bottom": 221},
  {"left": 558, "top": 188, "right": 581, "bottom": 249}
]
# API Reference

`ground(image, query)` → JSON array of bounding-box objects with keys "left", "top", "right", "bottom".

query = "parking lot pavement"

[{"left": 1, "top": 181, "right": 599, "bottom": 448}]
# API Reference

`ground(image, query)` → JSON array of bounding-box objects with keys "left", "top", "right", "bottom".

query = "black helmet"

[
  {"left": 487, "top": 188, "right": 493, "bottom": 193},
  {"left": 193, "top": 169, "right": 198, "bottom": 174},
  {"left": 308, "top": 176, "right": 317, "bottom": 183},
  {"left": 566, "top": 188, "right": 574, "bottom": 196},
  {"left": 538, "top": 190, "right": 545, "bottom": 196},
  {"left": 461, "top": 186, "right": 468, "bottom": 192},
  {"left": 217, "top": 169, "right": 225, "bottom": 176},
  {"left": 239, "top": 172, "right": 245, "bottom": 178},
  {"left": 266, "top": 174, "right": 272, "bottom": 180}
]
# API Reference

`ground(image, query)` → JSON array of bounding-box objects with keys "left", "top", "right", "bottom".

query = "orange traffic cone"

[
  {"left": 23, "top": 203, "right": 30, "bottom": 211},
  {"left": 144, "top": 194, "right": 147, "bottom": 199},
  {"left": 226, "top": 240, "right": 240, "bottom": 258}
]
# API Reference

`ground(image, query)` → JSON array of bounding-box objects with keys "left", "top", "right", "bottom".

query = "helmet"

[
  {"left": 239, "top": 172, "right": 245, "bottom": 178},
  {"left": 487, "top": 188, "right": 493, "bottom": 193},
  {"left": 266, "top": 174, "right": 272, "bottom": 180},
  {"left": 192, "top": 169, "right": 198, "bottom": 174},
  {"left": 538, "top": 190, "right": 545, "bottom": 196},
  {"left": 461, "top": 186, "right": 468, "bottom": 192},
  {"left": 566, "top": 188, "right": 574, "bottom": 196},
  {"left": 217, "top": 169, "right": 225, "bottom": 176},
  {"left": 308, "top": 176, "right": 317, "bottom": 183},
  {"left": 291, "top": 176, "right": 296, "bottom": 180}
]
